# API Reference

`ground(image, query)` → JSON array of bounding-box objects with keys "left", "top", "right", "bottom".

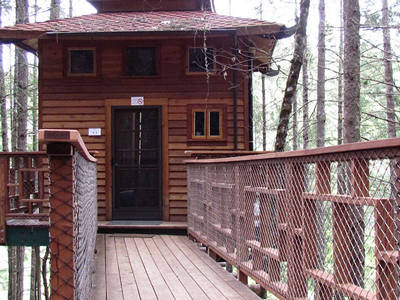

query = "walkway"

[{"left": 93, "top": 234, "right": 260, "bottom": 300}]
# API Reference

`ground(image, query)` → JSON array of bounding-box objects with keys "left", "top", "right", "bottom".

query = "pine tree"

[{"left": 274, "top": 0, "right": 310, "bottom": 152}]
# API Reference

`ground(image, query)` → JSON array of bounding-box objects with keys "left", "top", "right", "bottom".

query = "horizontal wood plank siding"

[{"left": 39, "top": 36, "right": 249, "bottom": 221}]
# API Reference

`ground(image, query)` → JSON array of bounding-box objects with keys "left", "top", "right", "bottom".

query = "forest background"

[{"left": 0, "top": 0, "right": 398, "bottom": 298}]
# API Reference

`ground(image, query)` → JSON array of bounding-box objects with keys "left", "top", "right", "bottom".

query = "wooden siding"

[{"left": 39, "top": 36, "right": 249, "bottom": 221}]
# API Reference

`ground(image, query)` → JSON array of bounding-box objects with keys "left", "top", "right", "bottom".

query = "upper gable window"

[
  {"left": 68, "top": 48, "right": 96, "bottom": 76},
  {"left": 188, "top": 47, "right": 215, "bottom": 73},
  {"left": 126, "top": 47, "right": 157, "bottom": 76}
]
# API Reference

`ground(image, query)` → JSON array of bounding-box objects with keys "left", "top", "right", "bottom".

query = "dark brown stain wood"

[{"left": 39, "top": 35, "right": 249, "bottom": 222}]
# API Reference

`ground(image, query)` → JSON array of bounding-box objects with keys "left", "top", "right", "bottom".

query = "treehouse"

[
  {"left": 0, "top": 1, "right": 398, "bottom": 300},
  {"left": 0, "top": 0, "right": 290, "bottom": 222}
]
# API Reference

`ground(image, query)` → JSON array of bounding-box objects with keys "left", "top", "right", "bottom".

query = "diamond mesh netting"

[
  {"left": 49, "top": 150, "right": 97, "bottom": 300},
  {"left": 187, "top": 146, "right": 400, "bottom": 299}
]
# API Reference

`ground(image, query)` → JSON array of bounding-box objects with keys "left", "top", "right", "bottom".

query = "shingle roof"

[{"left": 0, "top": 10, "right": 281, "bottom": 35}]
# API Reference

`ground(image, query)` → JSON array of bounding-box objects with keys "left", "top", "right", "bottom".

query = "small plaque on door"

[
  {"left": 88, "top": 128, "right": 101, "bottom": 136},
  {"left": 131, "top": 97, "right": 144, "bottom": 106}
]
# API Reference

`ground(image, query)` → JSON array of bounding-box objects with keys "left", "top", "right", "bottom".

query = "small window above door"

[
  {"left": 126, "top": 47, "right": 157, "bottom": 76},
  {"left": 68, "top": 48, "right": 96, "bottom": 76},
  {"left": 187, "top": 47, "right": 215, "bottom": 74}
]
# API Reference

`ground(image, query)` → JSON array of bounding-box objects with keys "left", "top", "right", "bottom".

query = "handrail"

[
  {"left": 186, "top": 137, "right": 400, "bottom": 163},
  {"left": 187, "top": 138, "right": 400, "bottom": 300},
  {"left": 39, "top": 129, "right": 97, "bottom": 163}
]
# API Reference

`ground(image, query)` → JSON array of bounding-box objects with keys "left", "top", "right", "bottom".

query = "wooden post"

[
  {"left": 287, "top": 161, "right": 307, "bottom": 298},
  {"left": 0, "top": 157, "right": 8, "bottom": 245},
  {"left": 262, "top": 163, "right": 280, "bottom": 281},
  {"left": 375, "top": 158, "right": 399, "bottom": 300},
  {"left": 48, "top": 144, "right": 75, "bottom": 300}
]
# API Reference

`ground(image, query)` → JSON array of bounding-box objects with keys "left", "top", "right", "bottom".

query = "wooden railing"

[
  {"left": 187, "top": 138, "right": 400, "bottom": 300},
  {"left": 39, "top": 129, "right": 98, "bottom": 300},
  {"left": 0, "top": 152, "right": 49, "bottom": 244},
  {"left": 0, "top": 130, "right": 98, "bottom": 300}
]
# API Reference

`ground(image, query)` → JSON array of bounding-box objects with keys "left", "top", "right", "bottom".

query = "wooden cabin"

[{"left": 0, "top": 0, "right": 289, "bottom": 222}]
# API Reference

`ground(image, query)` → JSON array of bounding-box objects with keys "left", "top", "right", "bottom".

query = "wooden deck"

[{"left": 93, "top": 234, "right": 260, "bottom": 300}]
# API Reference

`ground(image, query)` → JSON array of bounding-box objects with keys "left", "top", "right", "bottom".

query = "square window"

[
  {"left": 188, "top": 47, "right": 215, "bottom": 73},
  {"left": 188, "top": 105, "right": 225, "bottom": 141},
  {"left": 69, "top": 49, "right": 95, "bottom": 75},
  {"left": 126, "top": 47, "right": 157, "bottom": 76}
]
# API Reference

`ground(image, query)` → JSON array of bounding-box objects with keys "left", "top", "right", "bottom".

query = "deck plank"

[
  {"left": 152, "top": 235, "right": 209, "bottom": 300},
  {"left": 160, "top": 235, "right": 228, "bottom": 300},
  {"left": 94, "top": 234, "right": 261, "bottom": 300},
  {"left": 177, "top": 236, "right": 262, "bottom": 300},
  {"left": 144, "top": 237, "right": 193, "bottom": 300},
  {"left": 168, "top": 235, "right": 245, "bottom": 300},
  {"left": 105, "top": 235, "right": 124, "bottom": 300},
  {"left": 134, "top": 238, "right": 175, "bottom": 300},
  {"left": 124, "top": 237, "right": 158, "bottom": 300},
  {"left": 115, "top": 237, "right": 141, "bottom": 299},
  {"left": 93, "top": 235, "right": 107, "bottom": 300}
]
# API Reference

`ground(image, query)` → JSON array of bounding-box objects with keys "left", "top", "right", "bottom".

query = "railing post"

[
  {"left": 374, "top": 159, "right": 399, "bottom": 300},
  {"left": 287, "top": 161, "right": 307, "bottom": 299},
  {"left": 0, "top": 157, "right": 8, "bottom": 245},
  {"left": 47, "top": 143, "right": 75, "bottom": 300}
]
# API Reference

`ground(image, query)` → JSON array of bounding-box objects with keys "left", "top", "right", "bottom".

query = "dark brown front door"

[{"left": 112, "top": 106, "right": 162, "bottom": 220}]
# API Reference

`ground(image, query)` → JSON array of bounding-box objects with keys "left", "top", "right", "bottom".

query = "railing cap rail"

[
  {"left": 39, "top": 129, "right": 97, "bottom": 163},
  {"left": 185, "top": 137, "right": 400, "bottom": 164}
]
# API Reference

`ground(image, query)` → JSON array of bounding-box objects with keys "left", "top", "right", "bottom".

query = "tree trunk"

[
  {"left": 382, "top": 0, "right": 396, "bottom": 139},
  {"left": 381, "top": 0, "right": 399, "bottom": 296},
  {"left": 292, "top": 91, "right": 297, "bottom": 150},
  {"left": 317, "top": 0, "right": 326, "bottom": 148},
  {"left": 338, "top": 0, "right": 344, "bottom": 146},
  {"left": 343, "top": 0, "right": 364, "bottom": 290},
  {"left": 302, "top": 36, "right": 309, "bottom": 150},
  {"left": 0, "top": 0, "right": 8, "bottom": 152},
  {"left": 50, "top": 0, "right": 61, "bottom": 19},
  {"left": 15, "top": 0, "right": 28, "bottom": 152},
  {"left": 274, "top": 0, "right": 310, "bottom": 152},
  {"left": 9, "top": 1, "right": 29, "bottom": 298},
  {"left": 69, "top": 0, "right": 73, "bottom": 17}
]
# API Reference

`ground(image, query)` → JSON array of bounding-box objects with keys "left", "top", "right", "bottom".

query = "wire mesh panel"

[
  {"left": 48, "top": 145, "right": 97, "bottom": 300},
  {"left": 187, "top": 140, "right": 400, "bottom": 300}
]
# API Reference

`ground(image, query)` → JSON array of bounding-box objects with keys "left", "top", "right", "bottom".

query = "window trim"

[
  {"left": 186, "top": 47, "right": 216, "bottom": 75},
  {"left": 187, "top": 104, "right": 226, "bottom": 142},
  {"left": 124, "top": 46, "right": 160, "bottom": 77},
  {"left": 67, "top": 47, "right": 97, "bottom": 77}
]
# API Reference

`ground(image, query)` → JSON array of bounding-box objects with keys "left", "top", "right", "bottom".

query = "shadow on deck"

[{"left": 94, "top": 234, "right": 260, "bottom": 300}]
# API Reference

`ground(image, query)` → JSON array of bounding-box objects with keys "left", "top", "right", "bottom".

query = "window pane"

[
  {"left": 194, "top": 111, "right": 205, "bottom": 136},
  {"left": 209, "top": 111, "right": 220, "bottom": 136},
  {"left": 70, "top": 50, "right": 94, "bottom": 74},
  {"left": 188, "top": 48, "right": 214, "bottom": 72},
  {"left": 127, "top": 47, "right": 156, "bottom": 76}
]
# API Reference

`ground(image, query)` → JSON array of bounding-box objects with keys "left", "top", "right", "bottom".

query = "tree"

[
  {"left": 343, "top": 0, "right": 364, "bottom": 289},
  {"left": 381, "top": 0, "right": 396, "bottom": 140},
  {"left": 302, "top": 36, "right": 309, "bottom": 150},
  {"left": 274, "top": 0, "right": 310, "bottom": 152},
  {"left": 316, "top": 0, "right": 325, "bottom": 148},
  {"left": 0, "top": 0, "right": 8, "bottom": 152},
  {"left": 50, "top": 0, "right": 61, "bottom": 19}
]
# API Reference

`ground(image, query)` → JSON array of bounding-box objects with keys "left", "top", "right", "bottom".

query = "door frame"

[{"left": 105, "top": 98, "right": 169, "bottom": 221}]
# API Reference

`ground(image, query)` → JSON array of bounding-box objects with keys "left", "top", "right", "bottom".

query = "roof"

[
  {"left": 0, "top": 10, "right": 289, "bottom": 73},
  {"left": 0, "top": 11, "right": 281, "bottom": 37}
]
